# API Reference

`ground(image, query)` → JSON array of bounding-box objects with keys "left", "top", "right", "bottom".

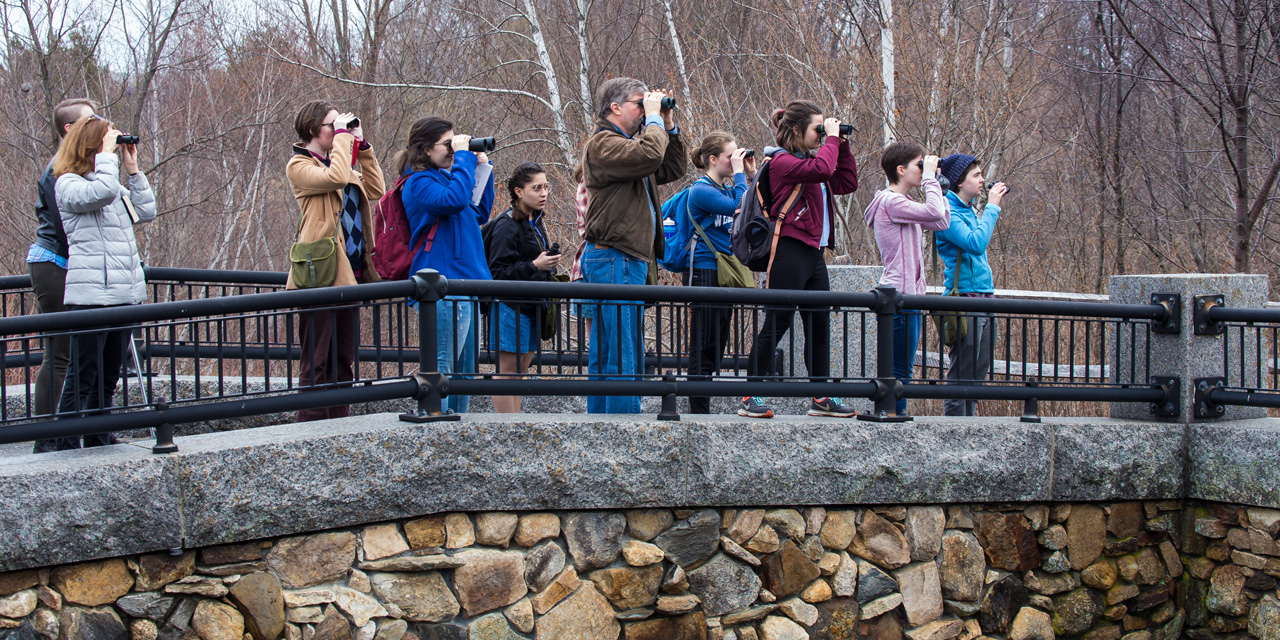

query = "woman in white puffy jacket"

[{"left": 49, "top": 114, "right": 156, "bottom": 450}]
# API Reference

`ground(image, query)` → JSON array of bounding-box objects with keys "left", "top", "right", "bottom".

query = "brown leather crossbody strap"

[{"left": 765, "top": 184, "right": 805, "bottom": 283}]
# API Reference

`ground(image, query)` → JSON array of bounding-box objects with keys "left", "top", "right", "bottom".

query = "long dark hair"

[
  {"left": 773, "top": 101, "right": 822, "bottom": 154},
  {"left": 395, "top": 116, "right": 454, "bottom": 176},
  {"left": 506, "top": 162, "right": 546, "bottom": 221}
]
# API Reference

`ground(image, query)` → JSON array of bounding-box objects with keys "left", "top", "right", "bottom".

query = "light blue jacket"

[{"left": 936, "top": 191, "right": 999, "bottom": 294}]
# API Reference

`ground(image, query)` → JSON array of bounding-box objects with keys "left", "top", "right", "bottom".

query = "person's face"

[
  {"left": 799, "top": 114, "right": 824, "bottom": 150},
  {"left": 428, "top": 129, "right": 455, "bottom": 169},
  {"left": 516, "top": 173, "right": 549, "bottom": 212},
  {"left": 710, "top": 141, "right": 739, "bottom": 176},
  {"left": 899, "top": 155, "right": 925, "bottom": 188},
  {"left": 958, "top": 165, "right": 985, "bottom": 200},
  {"left": 612, "top": 93, "right": 645, "bottom": 135},
  {"left": 314, "top": 110, "right": 339, "bottom": 152}
]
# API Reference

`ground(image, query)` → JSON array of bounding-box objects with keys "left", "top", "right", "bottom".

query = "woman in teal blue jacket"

[
  {"left": 936, "top": 153, "right": 1007, "bottom": 416},
  {"left": 397, "top": 116, "right": 495, "bottom": 414}
]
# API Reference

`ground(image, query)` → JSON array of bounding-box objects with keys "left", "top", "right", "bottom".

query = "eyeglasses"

[
  {"left": 527, "top": 184, "right": 551, "bottom": 194},
  {"left": 320, "top": 122, "right": 337, "bottom": 130}
]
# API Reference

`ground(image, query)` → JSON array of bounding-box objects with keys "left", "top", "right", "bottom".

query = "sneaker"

[
  {"left": 738, "top": 396, "right": 774, "bottom": 418},
  {"left": 809, "top": 397, "right": 856, "bottom": 417}
]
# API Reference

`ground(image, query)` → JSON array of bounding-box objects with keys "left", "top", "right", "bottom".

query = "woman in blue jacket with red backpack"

[
  {"left": 741, "top": 101, "right": 859, "bottom": 419},
  {"left": 396, "top": 115, "right": 495, "bottom": 414}
]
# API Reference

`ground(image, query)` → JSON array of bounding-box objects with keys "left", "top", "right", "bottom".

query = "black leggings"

[
  {"left": 54, "top": 305, "right": 129, "bottom": 449},
  {"left": 683, "top": 268, "right": 733, "bottom": 413},
  {"left": 746, "top": 237, "right": 831, "bottom": 382}
]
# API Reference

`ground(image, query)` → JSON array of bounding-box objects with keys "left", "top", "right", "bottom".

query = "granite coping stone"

[
  {"left": 1188, "top": 418, "right": 1280, "bottom": 508},
  {"left": 0, "top": 411, "right": 1272, "bottom": 572},
  {"left": 0, "top": 441, "right": 181, "bottom": 571}
]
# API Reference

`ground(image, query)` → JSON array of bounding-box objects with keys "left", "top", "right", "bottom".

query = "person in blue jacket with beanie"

[
  {"left": 397, "top": 116, "right": 495, "bottom": 414},
  {"left": 682, "top": 131, "right": 754, "bottom": 414},
  {"left": 936, "top": 153, "right": 1007, "bottom": 416}
]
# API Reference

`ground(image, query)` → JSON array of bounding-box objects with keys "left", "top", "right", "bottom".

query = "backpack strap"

[{"left": 765, "top": 184, "right": 804, "bottom": 282}]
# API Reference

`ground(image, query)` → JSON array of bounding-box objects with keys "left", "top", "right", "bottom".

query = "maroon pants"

[{"left": 296, "top": 306, "right": 357, "bottom": 422}]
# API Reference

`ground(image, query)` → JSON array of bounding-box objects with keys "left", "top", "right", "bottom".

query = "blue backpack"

[{"left": 658, "top": 185, "right": 697, "bottom": 273}]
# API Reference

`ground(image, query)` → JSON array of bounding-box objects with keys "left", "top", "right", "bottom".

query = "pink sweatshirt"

[{"left": 863, "top": 176, "right": 949, "bottom": 295}]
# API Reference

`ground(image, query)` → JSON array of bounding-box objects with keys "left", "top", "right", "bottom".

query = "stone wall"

[
  {"left": 1182, "top": 503, "right": 1280, "bottom": 640},
  {"left": 9, "top": 499, "right": 1278, "bottom": 640}
]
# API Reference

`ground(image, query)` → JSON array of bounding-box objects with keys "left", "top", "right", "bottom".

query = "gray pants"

[{"left": 944, "top": 314, "right": 996, "bottom": 416}]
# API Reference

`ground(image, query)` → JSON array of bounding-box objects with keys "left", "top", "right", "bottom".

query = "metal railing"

[
  {"left": 1193, "top": 301, "right": 1280, "bottom": 416},
  {"left": 0, "top": 267, "right": 1185, "bottom": 453}
]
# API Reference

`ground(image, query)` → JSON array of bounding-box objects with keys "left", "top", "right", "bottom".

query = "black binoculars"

[
  {"left": 661, "top": 97, "right": 676, "bottom": 110},
  {"left": 815, "top": 123, "right": 853, "bottom": 137},
  {"left": 116, "top": 135, "right": 140, "bottom": 145},
  {"left": 348, "top": 117, "right": 360, "bottom": 129},
  {"left": 742, "top": 149, "right": 755, "bottom": 159},
  {"left": 546, "top": 242, "right": 561, "bottom": 256},
  {"left": 986, "top": 182, "right": 1011, "bottom": 193},
  {"left": 469, "top": 137, "right": 496, "bottom": 153}
]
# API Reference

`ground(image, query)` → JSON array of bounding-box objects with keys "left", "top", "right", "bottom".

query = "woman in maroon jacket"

[{"left": 740, "top": 101, "right": 858, "bottom": 419}]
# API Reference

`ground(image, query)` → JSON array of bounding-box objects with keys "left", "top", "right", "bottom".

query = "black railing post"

[
  {"left": 151, "top": 399, "right": 178, "bottom": 454},
  {"left": 657, "top": 372, "right": 680, "bottom": 421},
  {"left": 860, "top": 286, "right": 911, "bottom": 422},
  {"left": 401, "top": 270, "right": 460, "bottom": 424}
]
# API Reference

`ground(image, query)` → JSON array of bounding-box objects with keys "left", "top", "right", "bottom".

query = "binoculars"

[
  {"left": 348, "top": 117, "right": 360, "bottom": 129},
  {"left": 469, "top": 137, "right": 496, "bottom": 153},
  {"left": 116, "top": 135, "right": 140, "bottom": 145},
  {"left": 816, "top": 123, "right": 853, "bottom": 137},
  {"left": 986, "top": 182, "right": 1011, "bottom": 193},
  {"left": 546, "top": 242, "right": 561, "bottom": 256},
  {"left": 742, "top": 149, "right": 755, "bottom": 159},
  {"left": 916, "top": 161, "right": 951, "bottom": 190},
  {"left": 661, "top": 97, "right": 676, "bottom": 110}
]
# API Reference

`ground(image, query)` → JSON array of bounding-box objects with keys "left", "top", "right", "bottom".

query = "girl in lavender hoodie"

[{"left": 863, "top": 142, "right": 949, "bottom": 415}]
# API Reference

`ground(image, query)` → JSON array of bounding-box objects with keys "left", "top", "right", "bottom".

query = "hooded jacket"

[
  {"left": 936, "top": 191, "right": 999, "bottom": 294},
  {"left": 401, "top": 149, "right": 494, "bottom": 282},
  {"left": 56, "top": 153, "right": 157, "bottom": 306},
  {"left": 862, "top": 176, "right": 949, "bottom": 295},
  {"left": 284, "top": 132, "right": 385, "bottom": 290},
  {"left": 768, "top": 137, "right": 858, "bottom": 249},
  {"left": 484, "top": 207, "right": 553, "bottom": 318}
]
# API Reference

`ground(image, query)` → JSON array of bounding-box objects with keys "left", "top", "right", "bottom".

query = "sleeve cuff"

[
  {"left": 667, "top": 124, "right": 680, "bottom": 135},
  {"left": 645, "top": 115, "right": 665, "bottom": 130}
]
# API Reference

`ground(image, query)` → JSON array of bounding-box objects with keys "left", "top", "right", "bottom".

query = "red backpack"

[{"left": 372, "top": 175, "right": 439, "bottom": 281}]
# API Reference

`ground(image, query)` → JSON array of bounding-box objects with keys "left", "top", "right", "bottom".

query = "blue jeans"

[
  {"left": 426, "top": 297, "right": 475, "bottom": 414},
  {"left": 581, "top": 246, "right": 645, "bottom": 413},
  {"left": 892, "top": 310, "right": 921, "bottom": 415}
]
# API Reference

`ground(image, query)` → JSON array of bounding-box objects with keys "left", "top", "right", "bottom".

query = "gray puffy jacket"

[{"left": 56, "top": 153, "right": 157, "bottom": 306}]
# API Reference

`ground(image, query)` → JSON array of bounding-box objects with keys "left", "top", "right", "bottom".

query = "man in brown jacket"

[{"left": 580, "top": 77, "right": 686, "bottom": 413}]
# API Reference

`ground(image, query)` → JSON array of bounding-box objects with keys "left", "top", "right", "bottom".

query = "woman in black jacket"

[{"left": 485, "top": 162, "right": 561, "bottom": 413}]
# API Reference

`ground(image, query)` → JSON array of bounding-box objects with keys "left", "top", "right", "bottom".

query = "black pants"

[
  {"left": 683, "top": 268, "right": 733, "bottom": 414},
  {"left": 296, "top": 306, "right": 357, "bottom": 422},
  {"left": 53, "top": 305, "right": 129, "bottom": 450},
  {"left": 30, "top": 261, "right": 71, "bottom": 453},
  {"left": 746, "top": 237, "right": 831, "bottom": 382}
]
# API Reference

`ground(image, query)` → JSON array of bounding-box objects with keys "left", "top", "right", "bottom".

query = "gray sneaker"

[
  {"left": 738, "top": 396, "right": 774, "bottom": 418},
  {"left": 808, "top": 397, "right": 855, "bottom": 417}
]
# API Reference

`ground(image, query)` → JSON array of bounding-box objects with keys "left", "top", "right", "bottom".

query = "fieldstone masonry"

[{"left": 4, "top": 500, "right": 1279, "bottom": 640}]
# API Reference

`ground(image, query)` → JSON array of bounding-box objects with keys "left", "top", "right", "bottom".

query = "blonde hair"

[{"left": 53, "top": 116, "right": 111, "bottom": 177}]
